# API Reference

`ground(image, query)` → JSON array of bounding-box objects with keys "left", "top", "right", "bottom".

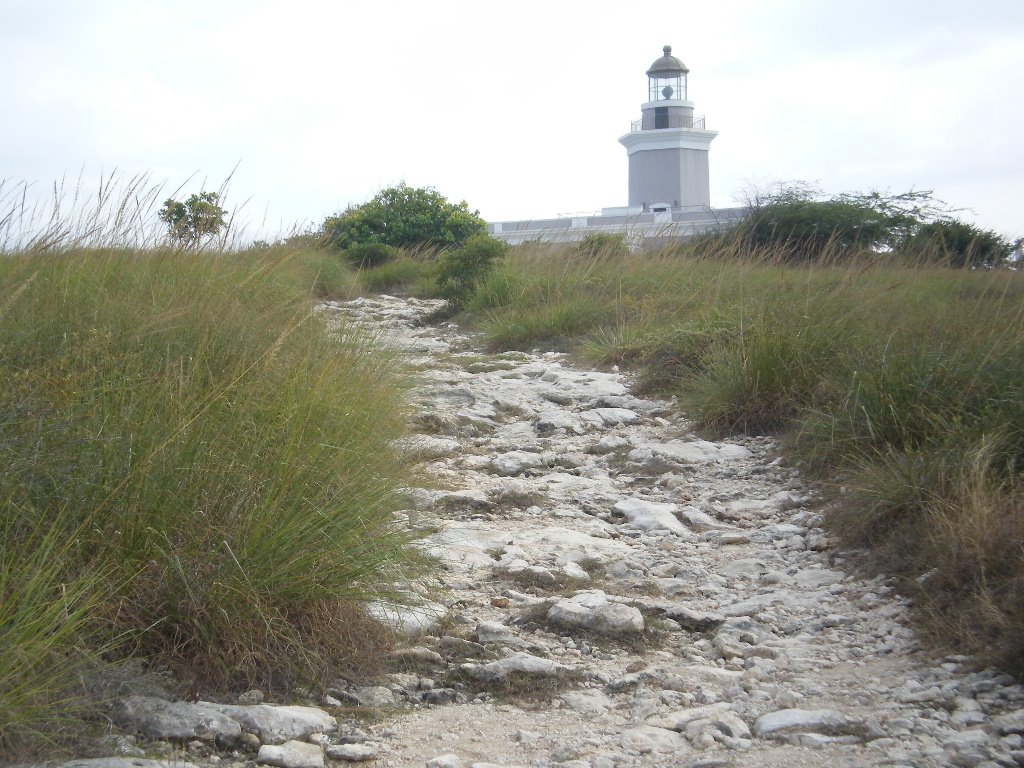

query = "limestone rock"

[
  {"left": 211, "top": 704, "right": 336, "bottom": 745},
  {"left": 464, "top": 652, "right": 572, "bottom": 684},
  {"left": 325, "top": 743, "right": 380, "bottom": 762},
  {"left": 111, "top": 697, "right": 242, "bottom": 743},
  {"left": 256, "top": 740, "right": 325, "bottom": 768},
  {"left": 620, "top": 725, "right": 690, "bottom": 754},
  {"left": 752, "top": 708, "right": 850, "bottom": 739},
  {"left": 547, "top": 590, "right": 645, "bottom": 634},
  {"left": 613, "top": 498, "right": 692, "bottom": 537}
]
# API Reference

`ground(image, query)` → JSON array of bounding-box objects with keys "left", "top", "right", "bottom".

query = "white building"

[{"left": 489, "top": 46, "right": 744, "bottom": 247}]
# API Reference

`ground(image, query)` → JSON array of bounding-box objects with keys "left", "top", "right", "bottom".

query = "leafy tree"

[
  {"left": 734, "top": 183, "right": 955, "bottom": 262},
  {"left": 158, "top": 191, "right": 227, "bottom": 247},
  {"left": 322, "top": 183, "right": 486, "bottom": 250},
  {"left": 899, "top": 219, "right": 1013, "bottom": 268},
  {"left": 435, "top": 234, "right": 508, "bottom": 308}
]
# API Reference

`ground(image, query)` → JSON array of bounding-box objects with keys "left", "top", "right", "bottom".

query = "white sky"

[{"left": 2, "top": 0, "right": 1022, "bottom": 239}]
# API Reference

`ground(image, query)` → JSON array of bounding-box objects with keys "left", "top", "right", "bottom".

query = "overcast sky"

[{"left": 2, "top": 0, "right": 1022, "bottom": 239}]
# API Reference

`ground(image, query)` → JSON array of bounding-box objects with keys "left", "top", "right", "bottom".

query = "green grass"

[
  {"left": 451, "top": 237, "right": 1024, "bottom": 674},
  {"left": 0, "top": 245, "right": 420, "bottom": 756}
]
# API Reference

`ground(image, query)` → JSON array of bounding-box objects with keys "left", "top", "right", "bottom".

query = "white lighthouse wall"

[{"left": 628, "top": 148, "right": 710, "bottom": 209}]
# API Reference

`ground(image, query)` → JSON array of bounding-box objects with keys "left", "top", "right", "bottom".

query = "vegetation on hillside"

[
  {"left": 0, "top": 183, "right": 424, "bottom": 758},
  {"left": 726, "top": 183, "right": 1016, "bottom": 267},
  {"left": 454, "top": 232, "right": 1023, "bottom": 675}
]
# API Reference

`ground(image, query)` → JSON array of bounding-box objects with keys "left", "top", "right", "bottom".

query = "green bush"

[
  {"left": 731, "top": 183, "right": 955, "bottom": 263},
  {"left": 899, "top": 219, "right": 1013, "bottom": 268},
  {"left": 575, "top": 232, "right": 629, "bottom": 258},
  {"left": 322, "top": 183, "right": 486, "bottom": 250},
  {"left": 344, "top": 242, "right": 400, "bottom": 268},
  {"left": 435, "top": 234, "right": 508, "bottom": 308}
]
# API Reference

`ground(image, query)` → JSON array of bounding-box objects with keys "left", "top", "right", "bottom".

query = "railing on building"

[{"left": 629, "top": 115, "right": 706, "bottom": 132}]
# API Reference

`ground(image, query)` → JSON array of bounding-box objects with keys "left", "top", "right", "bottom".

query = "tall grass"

[
  {"left": 458, "top": 237, "right": 1024, "bottom": 673},
  {"left": 0, "top": 179, "right": 422, "bottom": 758}
]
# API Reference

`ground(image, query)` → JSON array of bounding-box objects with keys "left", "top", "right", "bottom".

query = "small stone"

[
  {"left": 547, "top": 590, "right": 645, "bottom": 634},
  {"left": 256, "top": 740, "right": 324, "bottom": 768},
  {"left": 351, "top": 686, "right": 395, "bottom": 708},
  {"left": 325, "top": 743, "right": 379, "bottom": 762},
  {"left": 464, "top": 652, "right": 571, "bottom": 683},
  {"left": 620, "top": 725, "right": 689, "bottom": 754},
  {"left": 425, "top": 755, "right": 462, "bottom": 768},
  {"left": 753, "top": 708, "right": 850, "bottom": 739}
]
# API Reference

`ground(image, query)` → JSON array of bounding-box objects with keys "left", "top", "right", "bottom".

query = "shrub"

[
  {"left": 322, "top": 183, "right": 486, "bottom": 250},
  {"left": 158, "top": 191, "right": 227, "bottom": 248},
  {"left": 575, "top": 232, "right": 629, "bottom": 258},
  {"left": 732, "top": 183, "right": 953, "bottom": 262},
  {"left": 899, "top": 219, "right": 1013, "bottom": 268},
  {"left": 435, "top": 234, "right": 508, "bottom": 308},
  {"left": 344, "top": 242, "right": 400, "bottom": 268}
]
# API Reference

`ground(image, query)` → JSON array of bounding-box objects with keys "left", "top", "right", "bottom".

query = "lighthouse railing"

[{"left": 630, "top": 116, "right": 706, "bottom": 132}]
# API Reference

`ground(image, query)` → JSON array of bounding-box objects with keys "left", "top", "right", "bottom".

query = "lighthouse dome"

[{"left": 646, "top": 45, "right": 689, "bottom": 77}]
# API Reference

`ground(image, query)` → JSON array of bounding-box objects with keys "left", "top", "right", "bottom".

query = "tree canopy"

[
  {"left": 732, "top": 183, "right": 1014, "bottom": 267},
  {"left": 158, "top": 191, "right": 226, "bottom": 248},
  {"left": 322, "top": 183, "right": 487, "bottom": 250}
]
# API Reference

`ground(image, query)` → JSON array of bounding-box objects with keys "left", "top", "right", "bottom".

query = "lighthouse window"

[{"left": 655, "top": 107, "right": 668, "bottom": 129}]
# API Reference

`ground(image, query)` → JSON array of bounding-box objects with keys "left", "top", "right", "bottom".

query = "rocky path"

[{"left": 88, "top": 295, "right": 1023, "bottom": 768}]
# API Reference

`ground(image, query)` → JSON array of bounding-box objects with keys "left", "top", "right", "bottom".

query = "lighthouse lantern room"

[{"left": 619, "top": 45, "right": 718, "bottom": 212}]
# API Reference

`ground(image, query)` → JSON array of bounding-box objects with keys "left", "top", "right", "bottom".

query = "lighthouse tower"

[{"left": 618, "top": 46, "right": 717, "bottom": 212}]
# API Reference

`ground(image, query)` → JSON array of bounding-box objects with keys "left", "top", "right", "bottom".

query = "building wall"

[
  {"left": 488, "top": 207, "right": 746, "bottom": 247},
  {"left": 628, "top": 148, "right": 710, "bottom": 209}
]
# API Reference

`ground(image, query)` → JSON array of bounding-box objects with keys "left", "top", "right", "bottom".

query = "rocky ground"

[{"left": 62, "top": 295, "right": 1024, "bottom": 768}]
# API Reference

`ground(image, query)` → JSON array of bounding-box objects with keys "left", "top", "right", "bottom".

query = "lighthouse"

[{"left": 618, "top": 46, "right": 718, "bottom": 212}]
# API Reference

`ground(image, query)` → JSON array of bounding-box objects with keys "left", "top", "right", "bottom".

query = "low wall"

[{"left": 488, "top": 207, "right": 746, "bottom": 247}]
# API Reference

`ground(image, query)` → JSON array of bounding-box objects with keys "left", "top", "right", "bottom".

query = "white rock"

[
  {"left": 476, "top": 621, "right": 529, "bottom": 647},
  {"left": 491, "top": 451, "right": 545, "bottom": 476},
  {"left": 352, "top": 686, "right": 395, "bottom": 707},
  {"left": 212, "top": 705, "right": 336, "bottom": 745},
  {"left": 111, "top": 697, "right": 242, "bottom": 742},
  {"left": 465, "top": 652, "right": 571, "bottom": 683},
  {"left": 547, "top": 590, "right": 645, "bottom": 634},
  {"left": 325, "top": 743, "right": 379, "bottom": 762},
  {"left": 256, "top": 741, "right": 325, "bottom": 768},
  {"left": 640, "top": 439, "right": 752, "bottom": 464},
  {"left": 648, "top": 702, "right": 735, "bottom": 731},
  {"left": 559, "top": 689, "right": 614, "bottom": 715},
  {"left": 677, "top": 505, "right": 730, "bottom": 532},
  {"left": 590, "top": 407, "right": 640, "bottom": 425},
  {"left": 753, "top": 708, "right": 849, "bottom": 739},
  {"left": 561, "top": 561, "right": 591, "bottom": 581},
  {"left": 426, "top": 755, "right": 462, "bottom": 768},
  {"left": 619, "top": 725, "right": 690, "bottom": 754},
  {"left": 613, "top": 498, "right": 692, "bottom": 537}
]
